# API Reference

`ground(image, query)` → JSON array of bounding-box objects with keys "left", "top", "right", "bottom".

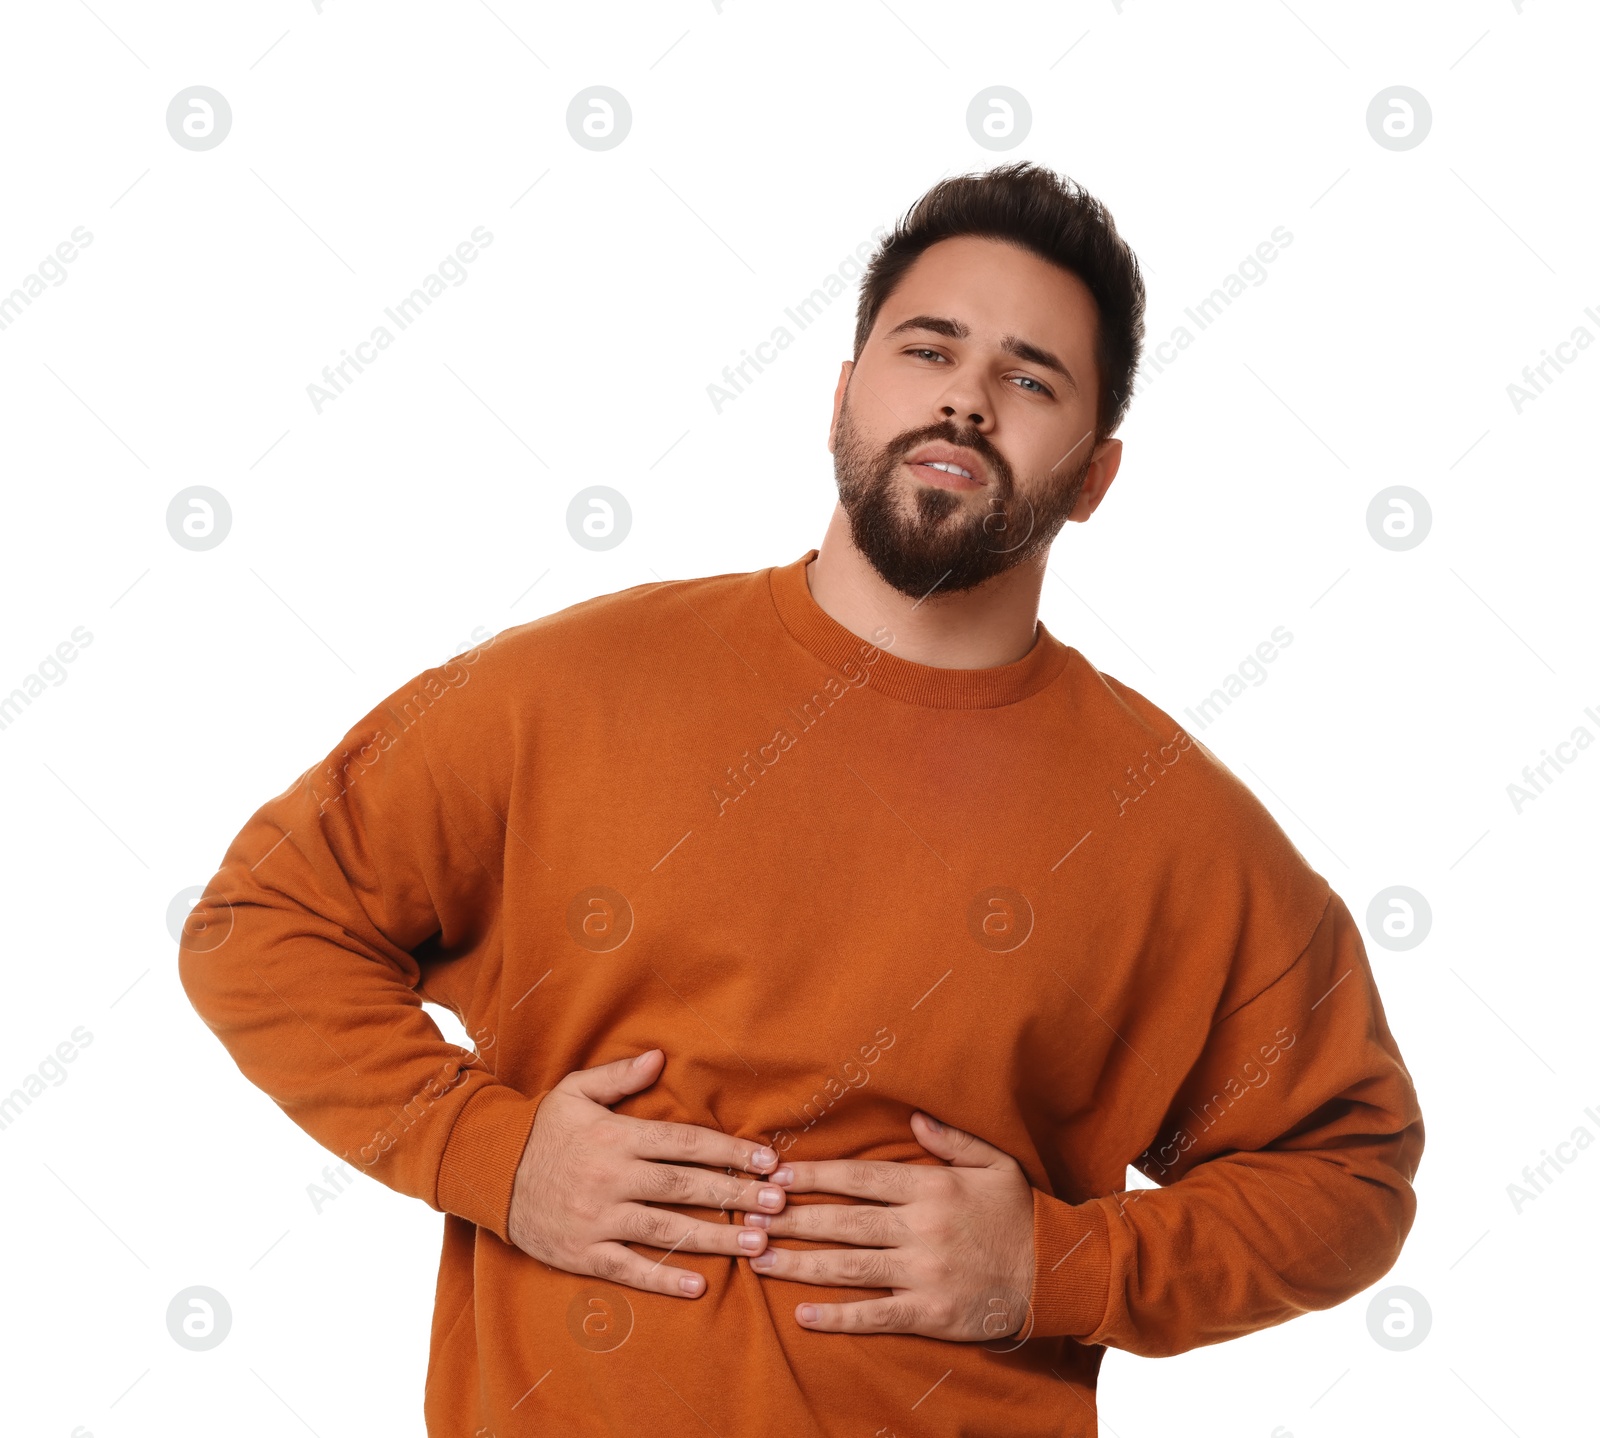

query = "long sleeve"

[
  {"left": 177, "top": 660, "right": 545, "bottom": 1244},
  {"left": 1027, "top": 888, "right": 1425, "bottom": 1354}
]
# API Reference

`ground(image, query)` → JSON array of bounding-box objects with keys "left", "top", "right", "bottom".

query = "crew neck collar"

[{"left": 767, "top": 549, "right": 1070, "bottom": 709}]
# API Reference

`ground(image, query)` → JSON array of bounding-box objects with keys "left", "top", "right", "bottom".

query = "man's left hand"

[{"left": 742, "top": 1111, "right": 1036, "bottom": 1341}]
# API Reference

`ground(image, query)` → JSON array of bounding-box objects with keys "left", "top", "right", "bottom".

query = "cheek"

[
  {"left": 1028, "top": 418, "right": 1095, "bottom": 480},
  {"left": 839, "top": 407, "right": 908, "bottom": 468},
  {"left": 857, "top": 379, "right": 923, "bottom": 439}
]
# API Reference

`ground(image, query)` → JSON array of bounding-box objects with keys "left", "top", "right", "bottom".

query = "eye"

[{"left": 904, "top": 347, "right": 1053, "bottom": 398}]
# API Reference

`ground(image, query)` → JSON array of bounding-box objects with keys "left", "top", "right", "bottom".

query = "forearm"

[
  {"left": 1030, "top": 1132, "right": 1418, "bottom": 1352},
  {"left": 1026, "top": 890, "right": 1425, "bottom": 1353},
  {"left": 178, "top": 670, "right": 541, "bottom": 1239}
]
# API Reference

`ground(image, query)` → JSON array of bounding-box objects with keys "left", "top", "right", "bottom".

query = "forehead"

[{"left": 875, "top": 234, "right": 1099, "bottom": 362}]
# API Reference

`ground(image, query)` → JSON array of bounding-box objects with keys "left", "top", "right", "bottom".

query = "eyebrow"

[{"left": 884, "top": 314, "right": 1079, "bottom": 393}]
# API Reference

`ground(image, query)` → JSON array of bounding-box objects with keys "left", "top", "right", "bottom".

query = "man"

[{"left": 180, "top": 161, "right": 1424, "bottom": 1436}]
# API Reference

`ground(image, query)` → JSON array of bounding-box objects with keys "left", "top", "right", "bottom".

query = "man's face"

[{"left": 828, "top": 234, "right": 1122, "bottom": 599}]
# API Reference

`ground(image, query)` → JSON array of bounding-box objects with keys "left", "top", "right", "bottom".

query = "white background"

[{"left": 1, "top": 1, "right": 1594, "bottom": 1434}]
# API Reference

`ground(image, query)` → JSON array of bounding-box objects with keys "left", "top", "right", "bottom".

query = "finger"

[
  {"left": 584, "top": 1239, "right": 710, "bottom": 1299},
  {"left": 793, "top": 1295, "right": 927, "bottom": 1334},
  {"left": 608, "top": 1201, "right": 771, "bottom": 1260},
  {"left": 771, "top": 1158, "right": 926, "bottom": 1202},
  {"left": 909, "top": 1111, "right": 1014, "bottom": 1169},
  {"left": 747, "top": 1242, "right": 903, "bottom": 1289},
  {"left": 622, "top": 1113, "right": 779, "bottom": 1176},
  {"left": 562, "top": 1048, "right": 665, "bottom": 1107},
  {"left": 743, "top": 1199, "right": 897, "bottom": 1246},
  {"left": 623, "top": 1162, "right": 787, "bottom": 1216}
]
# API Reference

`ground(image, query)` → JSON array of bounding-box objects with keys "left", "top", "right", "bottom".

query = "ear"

[
  {"left": 1067, "top": 436, "right": 1122, "bottom": 523},
  {"left": 827, "top": 361, "right": 853, "bottom": 454}
]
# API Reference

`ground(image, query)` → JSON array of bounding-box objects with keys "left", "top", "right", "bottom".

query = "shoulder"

[
  {"left": 1067, "top": 654, "right": 1302, "bottom": 849},
  {"left": 1066, "top": 651, "right": 1333, "bottom": 988},
  {"left": 458, "top": 563, "right": 767, "bottom": 690},
  {"left": 395, "top": 563, "right": 766, "bottom": 725},
  {"left": 386, "top": 562, "right": 766, "bottom": 768}
]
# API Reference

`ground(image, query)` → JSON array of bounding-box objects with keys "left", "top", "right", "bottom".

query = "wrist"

[
  {"left": 1027, "top": 1187, "right": 1112, "bottom": 1340},
  {"left": 437, "top": 1084, "right": 550, "bottom": 1243}
]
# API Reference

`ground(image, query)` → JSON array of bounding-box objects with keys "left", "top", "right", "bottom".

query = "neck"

[{"left": 805, "top": 503, "right": 1047, "bottom": 669}]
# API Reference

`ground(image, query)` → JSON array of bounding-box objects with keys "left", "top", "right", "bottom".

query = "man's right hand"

[{"left": 506, "top": 1048, "right": 786, "bottom": 1297}]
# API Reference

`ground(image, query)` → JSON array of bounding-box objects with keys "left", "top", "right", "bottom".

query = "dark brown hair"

[{"left": 853, "top": 162, "right": 1146, "bottom": 440}]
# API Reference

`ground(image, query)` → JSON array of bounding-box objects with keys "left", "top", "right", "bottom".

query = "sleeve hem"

[
  {"left": 435, "top": 1083, "right": 550, "bottom": 1243},
  {"left": 1028, "top": 1186, "right": 1113, "bottom": 1340}
]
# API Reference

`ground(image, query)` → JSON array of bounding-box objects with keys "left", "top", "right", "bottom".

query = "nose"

[
  {"left": 941, "top": 403, "right": 985, "bottom": 425},
  {"left": 940, "top": 403, "right": 989, "bottom": 432}
]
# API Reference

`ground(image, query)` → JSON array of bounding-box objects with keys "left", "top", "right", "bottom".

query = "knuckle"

[
  {"left": 588, "top": 1247, "right": 630, "bottom": 1283},
  {"left": 637, "top": 1119, "right": 675, "bottom": 1151},
  {"left": 571, "top": 1191, "right": 605, "bottom": 1225},
  {"left": 844, "top": 1161, "right": 876, "bottom": 1190},
  {"left": 622, "top": 1206, "right": 673, "bottom": 1244},
  {"left": 841, "top": 1249, "right": 892, "bottom": 1286},
  {"left": 882, "top": 1162, "right": 916, "bottom": 1199},
  {"left": 587, "top": 1119, "right": 625, "bottom": 1158},
  {"left": 880, "top": 1298, "right": 919, "bottom": 1330},
  {"left": 640, "top": 1163, "right": 688, "bottom": 1200},
  {"left": 842, "top": 1206, "right": 880, "bottom": 1242}
]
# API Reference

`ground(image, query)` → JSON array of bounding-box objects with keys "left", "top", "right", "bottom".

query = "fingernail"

[
  {"left": 751, "top": 1252, "right": 776, "bottom": 1271},
  {"left": 737, "top": 1229, "right": 763, "bottom": 1251},
  {"left": 922, "top": 1113, "right": 943, "bottom": 1131},
  {"left": 772, "top": 1166, "right": 793, "bottom": 1187},
  {"left": 797, "top": 1304, "right": 817, "bottom": 1322},
  {"left": 744, "top": 1212, "right": 771, "bottom": 1229},
  {"left": 752, "top": 1146, "right": 777, "bottom": 1168},
  {"left": 679, "top": 1273, "right": 702, "bottom": 1294},
  {"left": 757, "top": 1186, "right": 782, "bottom": 1209},
  {"left": 634, "top": 1050, "right": 657, "bottom": 1068}
]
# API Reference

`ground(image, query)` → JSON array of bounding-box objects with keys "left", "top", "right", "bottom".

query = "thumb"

[
  {"left": 565, "top": 1048, "right": 663, "bottom": 1107},
  {"left": 911, "top": 1111, "right": 1012, "bottom": 1169}
]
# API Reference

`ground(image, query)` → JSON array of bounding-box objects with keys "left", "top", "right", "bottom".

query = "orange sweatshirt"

[{"left": 179, "top": 548, "right": 1424, "bottom": 1437}]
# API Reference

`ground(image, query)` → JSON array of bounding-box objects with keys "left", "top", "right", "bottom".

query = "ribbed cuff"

[
  {"left": 1029, "top": 1188, "right": 1112, "bottom": 1339},
  {"left": 435, "top": 1084, "right": 549, "bottom": 1243}
]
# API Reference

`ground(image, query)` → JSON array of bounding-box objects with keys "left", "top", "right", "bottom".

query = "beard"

[{"left": 831, "top": 388, "right": 1093, "bottom": 600}]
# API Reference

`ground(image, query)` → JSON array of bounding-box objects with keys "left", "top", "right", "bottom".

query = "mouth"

[{"left": 903, "top": 445, "right": 987, "bottom": 491}]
